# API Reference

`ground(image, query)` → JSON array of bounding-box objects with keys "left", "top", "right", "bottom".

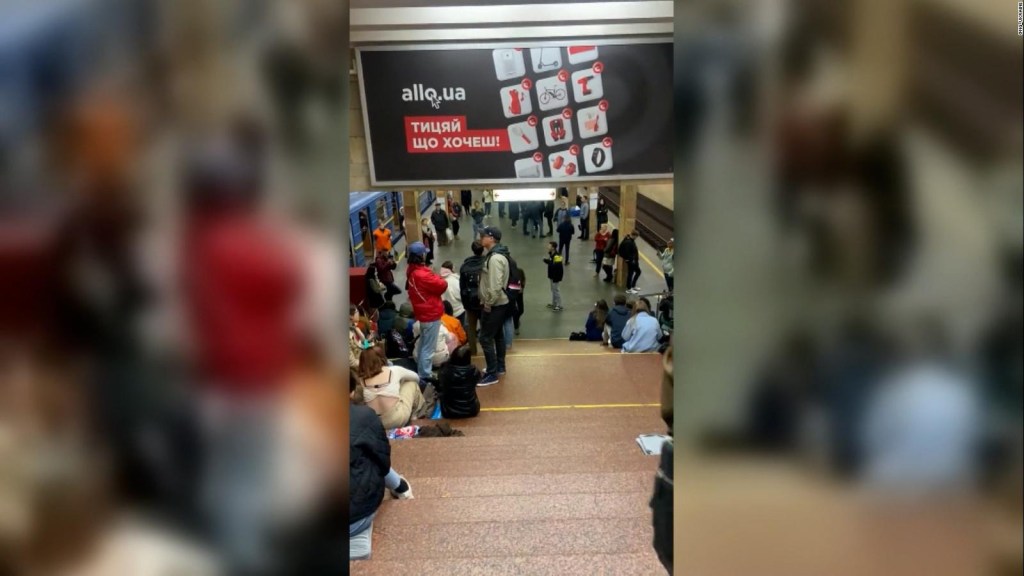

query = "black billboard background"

[{"left": 358, "top": 41, "right": 673, "bottom": 185}]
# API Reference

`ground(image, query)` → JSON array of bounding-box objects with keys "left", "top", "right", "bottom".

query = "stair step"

[
  {"left": 367, "top": 518, "right": 655, "bottom": 561},
  {"left": 395, "top": 455, "right": 657, "bottom": 478},
  {"left": 391, "top": 472, "right": 654, "bottom": 499},
  {"left": 374, "top": 492, "right": 651, "bottom": 526},
  {"left": 351, "top": 553, "right": 666, "bottom": 576}
]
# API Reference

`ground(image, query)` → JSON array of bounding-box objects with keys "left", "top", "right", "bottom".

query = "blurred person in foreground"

[
  {"left": 651, "top": 338, "right": 673, "bottom": 574},
  {"left": 180, "top": 135, "right": 302, "bottom": 575}
]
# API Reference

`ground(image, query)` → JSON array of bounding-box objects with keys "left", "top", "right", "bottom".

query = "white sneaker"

[{"left": 390, "top": 477, "right": 414, "bottom": 500}]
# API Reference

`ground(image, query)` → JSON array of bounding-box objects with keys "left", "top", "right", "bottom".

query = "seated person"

[
  {"left": 351, "top": 305, "right": 375, "bottom": 340},
  {"left": 441, "top": 301, "right": 468, "bottom": 347},
  {"left": 396, "top": 302, "right": 416, "bottom": 342},
  {"left": 412, "top": 320, "right": 454, "bottom": 367},
  {"left": 585, "top": 300, "right": 610, "bottom": 342},
  {"left": 622, "top": 300, "right": 662, "bottom": 353},
  {"left": 376, "top": 301, "right": 398, "bottom": 335},
  {"left": 349, "top": 370, "right": 413, "bottom": 561},
  {"left": 438, "top": 345, "right": 481, "bottom": 419},
  {"left": 605, "top": 294, "right": 631, "bottom": 349},
  {"left": 356, "top": 347, "right": 425, "bottom": 429}
]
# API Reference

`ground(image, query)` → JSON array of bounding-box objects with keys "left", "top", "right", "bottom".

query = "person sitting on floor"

[
  {"left": 606, "top": 294, "right": 632, "bottom": 349},
  {"left": 349, "top": 370, "right": 413, "bottom": 562},
  {"left": 441, "top": 301, "right": 468, "bottom": 347},
  {"left": 622, "top": 300, "right": 663, "bottom": 353},
  {"left": 437, "top": 345, "right": 482, "bottom": 419},
  {"left": 586, "top": 299, "right": 611, "bottom": 342},
  {"left": 356, "top": 347, "right": 425, "bottom": 429}
]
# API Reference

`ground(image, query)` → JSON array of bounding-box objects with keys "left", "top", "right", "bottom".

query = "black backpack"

[
  {"left": 459, "top": 257, "right": 485, "bottom": 312},
  {"left": 487, "top": 249, "right": 520, "bottom": 298}
]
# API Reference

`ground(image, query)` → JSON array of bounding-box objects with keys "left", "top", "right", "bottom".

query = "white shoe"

[{"left": 390, "top": 477, "right": 414, "bottom": 500}]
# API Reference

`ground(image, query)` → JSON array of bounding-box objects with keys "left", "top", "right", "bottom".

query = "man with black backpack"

[
  {"left": 478, "top": 227, "right": 515, "bottom": 386},
  {"left": 459, "top": 241, "right": 487, "bottom": 356}
]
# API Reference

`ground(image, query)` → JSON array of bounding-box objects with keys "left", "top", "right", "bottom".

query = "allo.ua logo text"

[{"left": 402, "top": 84, "right": 467, "bottom": 109}]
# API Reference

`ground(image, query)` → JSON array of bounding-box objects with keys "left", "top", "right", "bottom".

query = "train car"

[{"left": 349, "top": 190, "right": 436, "bottom": 266}]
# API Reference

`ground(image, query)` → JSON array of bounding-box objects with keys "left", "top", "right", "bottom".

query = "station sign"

[{"left": 356, "top": 40, "right": 673, "bottom": 186}]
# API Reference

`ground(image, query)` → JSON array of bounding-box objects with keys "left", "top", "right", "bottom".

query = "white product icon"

[
  {"left": 571, "top": 69, "right": 604, "bottom": 103},
  {"left": 507, "top": 121, "right": 539, "bottom": 154},
  {"left": 502, "top": 85, "right": 532, "bottom": 118},
  {"left": 535, "top": 74, "right": 569, "bottom": 112},
  {"left": 566, "top": 45, "right": 599, "bottom": 65},
  {"left": 530, "top": 47, "right": 562, "bottom": 74},
  {"left": 577, "top": 104, "right": 608, "bottom": 139},
  {"left": 548, "top": 150, "right": 579, "bottom": 178},
  {"left": 515, "top": 157, "right": 544, "bottom": 179},
  {"left": 493, "top": 49, "right": 526, "bottom": 81},
  {"left": 542, "top": 114, "right": 574, "bottom": 148},
  {"left": 583, "top": 142, "right": 613, "bottom": 173}
]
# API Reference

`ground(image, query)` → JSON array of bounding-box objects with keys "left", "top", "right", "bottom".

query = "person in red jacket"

[{"left": 405, "top": 241, "right": 448, "bottom": 384}]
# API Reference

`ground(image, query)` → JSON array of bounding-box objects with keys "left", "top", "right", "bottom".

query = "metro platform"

[{"left": 353, "top": 211, "right": 670, "bottom": 574}]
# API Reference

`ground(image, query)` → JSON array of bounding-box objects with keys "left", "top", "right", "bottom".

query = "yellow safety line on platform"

[
  {"left": 639, "top": 250, "right": 665, "bottom": 279},
  {"left": 481, "top": 403, "right": 660, "bottom": 412}
]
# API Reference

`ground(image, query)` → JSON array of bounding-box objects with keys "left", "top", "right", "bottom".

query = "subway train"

[{"left": 349, "top": 190, "right": 437, "bottom": 266}]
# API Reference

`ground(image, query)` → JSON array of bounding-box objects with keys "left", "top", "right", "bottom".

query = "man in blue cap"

[{"left": 405, "top": 241, "right": 448, "bottom": 384}]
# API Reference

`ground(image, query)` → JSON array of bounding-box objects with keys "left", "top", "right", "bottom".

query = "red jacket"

[
  {"left": 406, "top": 263, "right": 447, "bottom": 322},
  {"left": 183, "top": 214, "right": 301, "bottom": 393}
]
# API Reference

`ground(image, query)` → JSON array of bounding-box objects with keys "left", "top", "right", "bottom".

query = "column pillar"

[
  {"left": 616, "top": 184, "right": 638, "bottom": 288},
  {"left": 402, "top": 190, "right": 421, "bottom": 253}
]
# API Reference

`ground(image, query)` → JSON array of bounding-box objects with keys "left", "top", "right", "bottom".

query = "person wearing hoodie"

[
  {"left": 438, "top": 345, "right": 482, "bottom": 418},
  {"left": 477, "top": 227, "right": 510, "bottom": 386},
  {"left": 543, "top": 241, "right": 565, "bottom": 312},
  {"left": 439, "top": 260, "right": 466, "bottom": 326},
  {"left": 606, "top": 294, "right": 631, "bottom": 349},
  {"left": 405, "top": 242, "right": 448, "bottom": 383}
]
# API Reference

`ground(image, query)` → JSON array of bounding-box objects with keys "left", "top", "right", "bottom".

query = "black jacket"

[
  {"left": 349, "top": 405, "right": 391, "bottom": 523},
  {"left": 439, "top": 363, "right": 482, "bottom": 418},
  {"left": 557, "top": 219, "right": 574, "bottom": 239},
  {"left": 618, "top": 237, "right": 639, "bottom": 261},
  {"left": 431, "top": 209, "right": 449, "bottom": 231},
  {"left": 544, "top": 253, "right": 565, "bottom": 282}
]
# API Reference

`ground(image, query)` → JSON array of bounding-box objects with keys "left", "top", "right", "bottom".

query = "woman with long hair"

[
  {"left": 594, "top": 223, "right": 612, "bottom": 278},
  {"left": 602, "top": 226, "right": 619, "bottom": 282}
]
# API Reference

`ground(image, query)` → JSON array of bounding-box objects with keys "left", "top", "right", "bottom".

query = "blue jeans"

[
  {"left": 417, "top": 320, "right": 441, "bottom": 380},
  {"left": 349, "top": 469, "right": 401, "bottom": 537}
]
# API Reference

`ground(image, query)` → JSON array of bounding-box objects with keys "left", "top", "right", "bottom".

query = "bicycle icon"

[{"left": 538, "top": 86, "right": 566, "bottom": 105}]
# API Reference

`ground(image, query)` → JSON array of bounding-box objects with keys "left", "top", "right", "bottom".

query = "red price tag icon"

[
  {"left": 562, "top": 108, "right": 573, "bottom": 119},
  {"left": 602, "top": 137, "right": 613, "bottom": 148},
  {"left": 566, "top": 163, "right": 577, "bottom": 175},
  {"left": 521, "top": 78, "right": 533, "bottom": 90},
  {"left": 569, "top": 144, "right": 580, "bottom": 156},
  {"left": 533, "top": 152, "right": 544, "bottom": 163},
  {"left": 527, "top": 115, "right": 538, "bottom": 127},
  {"left": 592, "top": 61, "right": 604, "bottom": 74},
  {"left": 598, "top": 100, "right": 609, "bottom": 112},
  {"left": 557, "top": 69, "right": 569, "bottom": 82}
]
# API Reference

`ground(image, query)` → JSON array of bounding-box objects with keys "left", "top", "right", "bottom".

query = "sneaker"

[
  {"left": 389, "top": 477, "right": 414, "bottom": 500},
  {"left": 478, "top": 373, "right": 500, "bottom": 387},
  {"left": 553, "top": 306, "right": 564, "bottom": 312}
]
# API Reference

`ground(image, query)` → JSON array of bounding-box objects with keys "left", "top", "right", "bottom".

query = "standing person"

[
  {"left": 439, "top": 260, "right": 466, "bottom": 328},
  {"left": 554, "top": 198, "right": 569, "bottom": 226},
  {"left": 477, "top": 227, "right": 511, "bottom": 386},
  {"left": 556, "top": 213, "right": 574, "bottom": 265},
  {"left": 596, "top": 196, "right": 609, "bottom": 228},
  {"left": 508, "top": 200, "right": 520, "bottom": 229},
  {"left": 578, "top": 193, "right": 591, "bottom": 240},
  {"left": 521, "top": 201, "right": 536, "bottom": 238},
  {"left": 618, "top": 230, "right": 642, "bottom": 293},
  {"left": 543, "top": 200, "right": 555, "bottom": 237},
  {"left": 544, "top": 241, "right": 565, "bottom": 312},
  {"left": 405, "top": 242, "right": 447, "bottom": 385},
  {"left": 374, "top": 250, "right": 401, "bottom": 301},
  {"left": 504, "top": 266, "right": 523, "bottom": 350},
  {"left": 420, "top": 217, "right": 436, "bottom": 266},
  {"left": 482, "top": 189, "right": 494, "bottom": 217},
  {"left": 510, "top": 267, "right": 526, "bottom": 336},
  {"left": 602, "top": 227, "right": 619, "bottom": 282},
  {"left": 460, "top": 189, "right": 472, "bottom": 216},
  {"left": 594, "top": 223, "right": 612, "bottom": 278},
  {"left": 431, "top": 202, "right": 451, "bottom": 247},
  {"left": 458, "top": 241, "right": 487, "bottom": 356},
  {"left": 372, "top": 220, "right": 392, "bottom": 258},
  {"left": 365, "top": 265, "right": 387, "bottom": 313},
  {"left": 449, "top": 198, "right": 462, "bottom": 239},
  {"left": 498, "top": 198, "right": 506, "bottom": 219},
  {"left": 470, "top": 201, "right": 486, "bottom": 238},
  {"left": 660, "top": 238, "right": 675, "bottom": 292},
  {"left": 181, "top": 140, "right": 302, "bottom": 575}
]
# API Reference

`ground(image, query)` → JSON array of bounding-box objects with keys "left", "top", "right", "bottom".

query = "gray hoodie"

[{"left": 480, "top": 245, "right": 510, "bottom": 308}]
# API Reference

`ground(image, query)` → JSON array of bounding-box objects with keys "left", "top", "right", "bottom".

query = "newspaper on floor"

[{"left": 636, "top": 434, "right": 672, "bottom": 456}]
